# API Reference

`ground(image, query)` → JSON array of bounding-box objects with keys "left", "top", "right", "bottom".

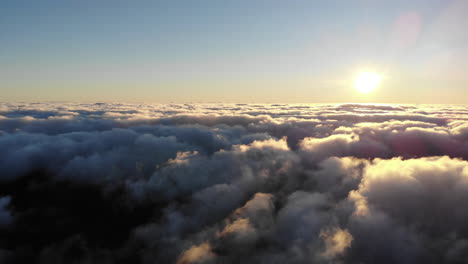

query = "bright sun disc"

[{"left": 354, "top": 72, "right": 382, "bottom": 94}]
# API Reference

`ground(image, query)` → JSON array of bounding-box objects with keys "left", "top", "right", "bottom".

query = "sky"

[{"left": 1, "top": 0, "right": 467, "bottom": 103}]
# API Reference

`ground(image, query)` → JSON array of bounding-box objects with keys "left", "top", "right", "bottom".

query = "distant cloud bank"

[{"left": 0, "top": 102, "right": 467, "bottom": 263}]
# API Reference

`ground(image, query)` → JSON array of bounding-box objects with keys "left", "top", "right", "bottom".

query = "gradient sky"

[{"left": 1, "top": 0, "right": 467, "bottom": 103}]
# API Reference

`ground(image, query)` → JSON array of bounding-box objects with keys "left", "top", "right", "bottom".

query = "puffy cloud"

[
  {"left": 351, "top": 157, "right": 468, "bottom": 235},
  {"left": 177, "top": 243, "right": 215, "bottom": 264},
  {"left": 346, "top": 156, "right": 468, "bottom": 263},
  {"left": 319, "top": 228, "right": 353, "bottom": 259},
  {"left": 0, "top": 102, "right": 467, "bottom": 263}
]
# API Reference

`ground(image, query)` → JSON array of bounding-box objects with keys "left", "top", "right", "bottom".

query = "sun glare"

[{"left": 354, "top": 72, "right": 382, "bottom": 94}]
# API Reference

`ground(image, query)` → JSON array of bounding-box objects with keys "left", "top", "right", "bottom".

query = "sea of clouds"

[{"left": 0, "top": 102, "right": 467, "bottom": 264}]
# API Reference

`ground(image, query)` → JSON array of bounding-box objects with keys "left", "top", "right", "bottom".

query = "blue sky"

[{"left": 1, "top": 0, "right": 467, "bottom": 103}]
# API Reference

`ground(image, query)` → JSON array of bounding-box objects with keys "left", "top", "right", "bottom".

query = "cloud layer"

[{"left": 0, "top": 102, "right": 467, "bottom": 263}]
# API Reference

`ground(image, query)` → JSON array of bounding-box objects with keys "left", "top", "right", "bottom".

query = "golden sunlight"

[{"left": 354, "top": 72, "right": 382, "bottom": 94}]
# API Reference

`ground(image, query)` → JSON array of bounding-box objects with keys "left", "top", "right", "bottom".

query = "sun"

[{"left": 354, "top": 72, "right": 382, "bottom": 94}]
